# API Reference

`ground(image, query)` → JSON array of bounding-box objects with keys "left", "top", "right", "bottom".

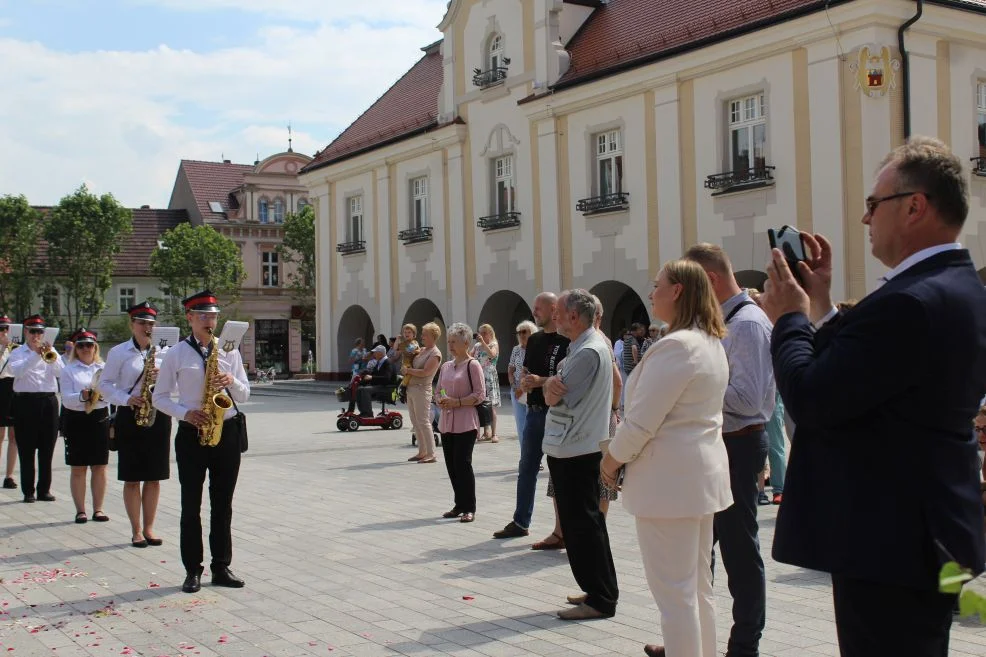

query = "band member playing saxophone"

[
  {"left": 8, "top": 315, "right": 64, "bottom": 503},
  {"left": 153, "top": 291, "right": 250, "bottom": 594},
  {"left": 0, "top": 314, "right": 19, "bottom": 490},
  {"left": 59, "top": 329, "right": 111, "bottom": 524},
  {"left": 99, "top": 302, "right": 172, "bottom": 548}
]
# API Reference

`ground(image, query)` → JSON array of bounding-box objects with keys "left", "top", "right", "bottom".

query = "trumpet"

[{"left": 41, "top": 342, "right": 59, "bottom": 364}]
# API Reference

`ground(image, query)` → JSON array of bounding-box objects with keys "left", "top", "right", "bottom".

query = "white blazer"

[{"left": 608, "top": 327, "right": 733, "bottom": 519}]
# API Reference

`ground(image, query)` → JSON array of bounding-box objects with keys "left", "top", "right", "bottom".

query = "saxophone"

[
  {"left": 199, "top": 332, "right": 233, "bottom": 446},
  {"left": 134, "top": 345, "right": 157, "bottom": 427}
]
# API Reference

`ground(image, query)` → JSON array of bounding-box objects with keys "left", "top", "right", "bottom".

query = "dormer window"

[{"left": 473, "top": 33, "right": 509, "bottom": 89}]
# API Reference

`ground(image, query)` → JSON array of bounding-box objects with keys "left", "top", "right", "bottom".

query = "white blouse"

[{"left": 59, "top": 359, "right": 109, "bottom": 412}]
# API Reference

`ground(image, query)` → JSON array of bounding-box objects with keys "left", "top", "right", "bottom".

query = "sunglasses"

[
  {"left": 515, "top": 331, "right": 530, "bottom": 335},
  {"left": 0, "top": 327, "right": 8, "bottom": 332},
  {"left": 28, "top": 328, "right": 44, "bottom": 335},
  {"left": 75, "top": 343, "right": 95, "bottom": 349}
]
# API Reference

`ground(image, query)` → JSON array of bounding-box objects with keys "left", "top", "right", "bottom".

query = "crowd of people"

[{"left": 2, "top": 138, "right": 986, "bottom": 657}]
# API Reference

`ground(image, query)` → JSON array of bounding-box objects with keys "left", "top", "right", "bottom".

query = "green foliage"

[
  {"left": 149, "top": 222, "right": 245, "bottom": 331},
  {"left": 278, "top": 204, "right": 316, "bottom": 344},
  {"left": 0, "top": 195, "right": 44, "bottom": 319},
  {"left": 45, "top": 185, "right": 133, "bottom": 329},
  {"left": 97, "top": 314, "right": 134, "bottom": 346},
  {"left": 939, "top": 561, "right": 986, "bottom": 624}
]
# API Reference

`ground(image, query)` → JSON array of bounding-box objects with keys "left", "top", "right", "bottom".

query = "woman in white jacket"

[{"left": 601, "top": 259, "right": 732, "bottom": 657}]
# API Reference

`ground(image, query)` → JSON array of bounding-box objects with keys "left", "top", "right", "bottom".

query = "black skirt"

[
  {"left": 116, "top": 406, "right": 172, "bottom": 482},
  {"left": 0, "top": 378, "right": 14, "bottom": 427},
  {"left": 62, "top": 407, "right": 110, "bottom": 466}
]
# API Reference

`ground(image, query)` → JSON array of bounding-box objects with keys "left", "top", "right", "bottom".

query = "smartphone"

[{"left": 768, "top": 225, "right": 807, "bottom": 284}]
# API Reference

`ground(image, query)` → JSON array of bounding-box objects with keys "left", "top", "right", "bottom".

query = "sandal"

[
  {"left": 92, "top": 511, "right": 109, "bottom": 522},
  {"left": 418, "top": 457, "right": 437, "bottom": 463},
  {"left": 74, "top": 512, "right": 88, "bottom": 524},
  {"left": 490, "top": 435, "right": 499, "bottom": 444},
  {"left": 531, "top": 532, "right": 566, "bottom": 551}
]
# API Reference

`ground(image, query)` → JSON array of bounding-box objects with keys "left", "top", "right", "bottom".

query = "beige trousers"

[
  {"left": 406, "top": 384, "right": 435, "bottom": 457},
  {"left": 635, "top": 513, "right": 717, "bottom": 657}
]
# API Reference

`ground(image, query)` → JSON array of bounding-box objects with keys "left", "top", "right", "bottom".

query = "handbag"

[
  {"left": 466, "top": 360, "right": 493, "bottom": 426},
  {"left": 228, "top": 393, "right": 248, "bottom": 453}
]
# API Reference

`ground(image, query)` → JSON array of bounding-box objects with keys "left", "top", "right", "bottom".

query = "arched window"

[
  {"left": 273, "top": 198, "right": 285, "bottom": 223},
  {"left": 297, "top": 198, "right": 309, "bottom": 211},
  {"left": 488, "top": 34, "right": 504, "bottom": 72},
  {"left": 258, "top": 198, "right": 269, "bottom": 224}
]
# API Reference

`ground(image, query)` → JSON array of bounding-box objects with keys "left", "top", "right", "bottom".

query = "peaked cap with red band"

[
  {"left": 182, "top": 290, "right": 220, "bottom": 313},
  {"left": 127, "top": 301, "right": 157, "bottom": 322},
  {"left": 23, "top": 315, "right": 46, "bottom": 330},
  {"left": 0, "top": 315, "right": 11, "bottom": 327},
  {"left": 70, "top": 328, "right": 98, "bottom": 344}
]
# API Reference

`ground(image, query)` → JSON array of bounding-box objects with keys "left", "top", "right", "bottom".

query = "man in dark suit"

[
  {"left": 346, "top": 345, "right": 397, "bottom": 417},
  {"left": 760, "top": 137, "right": 986, "bottom": 656}
]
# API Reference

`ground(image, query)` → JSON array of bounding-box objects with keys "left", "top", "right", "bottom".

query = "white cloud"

[{"left": 0, "top": 2, "right": 447, "bottom": 207}]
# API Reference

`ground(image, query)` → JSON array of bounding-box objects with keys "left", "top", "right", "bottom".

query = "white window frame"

[
  {"left": 118, "top": 287, "right": 136, "bottom": 313},
  {"left": 410, "top": 177, "right": 429, "bottom": 229},
  {"left": 42, "top": 285, "right": 60, "bottom": 316},
  {"left": 258, "top": 198, "right": 270, "bottom": 224},
  {"left": 273, "top": 198, "right": 285, "bottom": 224},
  {"left": 348, "top": 196, "right": 364, "bottom": 243},
  {"left": 491, "top": 155, "right": 515, "bottom": 216},
  {"left": 727, "top": 93, "right": 768, "bottom": 173},
  {"left": 261, "top": 251, "right": 279, "bottom": 288},
  {"left": 489, "top": 34, "right": 504, "bottom": 72},
  {"left": 594, "top": 130, "right": 624, "bottom": 197},
  {"left": 297, "top": 198, "right": 309, "bottom": 211}
]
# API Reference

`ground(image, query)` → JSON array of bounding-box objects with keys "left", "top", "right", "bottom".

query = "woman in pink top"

[{"left": 435, "top": 322, "right": 486, "bottom": 523}]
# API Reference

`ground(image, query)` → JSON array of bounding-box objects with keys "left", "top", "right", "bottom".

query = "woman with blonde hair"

[
  {"left": 470, "top": 323, "right": 500, "bottom": 443},
  {"left": 403, "top": 322, "right": 442, "bottom": 463},
  {"left": 59, "top": 329, "right": 111, "bottom": 524},
  {"left": 601, "top": 259, "right": 732, "bottom": 657}
]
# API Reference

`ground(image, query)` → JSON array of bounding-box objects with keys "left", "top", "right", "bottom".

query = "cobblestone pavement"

[{"left": 2, "top": 392, "right": 985, "bottom": 656}]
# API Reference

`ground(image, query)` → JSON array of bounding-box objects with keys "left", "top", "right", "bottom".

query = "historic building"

[
  {"left": 301, "top": 0, "right": 986, "bottom": 375},
  {"left": 168, "top": 150, "right": 314, "bottom": 375}
]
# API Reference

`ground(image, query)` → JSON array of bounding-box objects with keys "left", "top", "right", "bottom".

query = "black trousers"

[
  {"left": 12, "top": 393, "right": 59, "bottom": 497},
  {"left": 547, "top": 452, "right": 619, "bottom": 616},
  {"left": 832, "top": 574, "right": 955, "bottom": 657},
  {"left": 175, "top": 419, "right": 241, "bottom": 573},
  {"left": 441, "top": 430, "right": 476, "bottom": 513},
  {"left": 713, "top": 430, "right": 768, "bottom": 657}
]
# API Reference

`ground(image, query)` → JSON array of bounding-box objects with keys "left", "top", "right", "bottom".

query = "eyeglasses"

[
  {"left": 75, "top": 343, "right": 95, "bottom": 349},
  {"left": 515, "top": 331, "right": 529, "bottom": 335},
  {"left": 28, "top": 329, "right": 44, "bottom": 335},
  {"left": 864, "top": 191, "right": 929, "bottom": 216},
  {"left": 0, "top": 327, "right": 8, "bottom": 332}
]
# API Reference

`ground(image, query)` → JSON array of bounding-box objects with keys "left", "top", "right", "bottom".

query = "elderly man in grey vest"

[{"left": 543, "top": 288, "right": 619, "bottom": 621}]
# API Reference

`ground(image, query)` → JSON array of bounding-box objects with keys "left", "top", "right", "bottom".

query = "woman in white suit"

[{"left": 601, "top": 259, "right": 732, "bottom": 657}]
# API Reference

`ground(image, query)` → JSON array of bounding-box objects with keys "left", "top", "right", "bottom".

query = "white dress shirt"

[
  {"left": 153, "top": 338, "right": 249, "bottom": 422},
  {"left": 8, "top": 344, "right": 64, "bottom": 393},
  {"left": 0, "top": 343, "right": 14, "bottom": 380},
  {"left": 59, "top": 360, "right": 109, "bottom": 412},
  {"left": 99, "top": 339, "right": 165, "bottom": 407}
]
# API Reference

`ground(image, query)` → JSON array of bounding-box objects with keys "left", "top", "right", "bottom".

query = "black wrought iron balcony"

[
  {"left": 971, "top": 156, "right": 986, "bottom": 176},
  {"left": 336, "top": 240, "right": 366, "bottom": 255},
  {"left": 398, "top": 226, "right": 433, "bottom": 245},
  {"left": 577, "top": 192, "right": 630, "bottom": 215},
  {"left": 477, "top": 212, "right": 521, "bottom": 231},
  {"left": 472, "top": 66, "right": 509, "bottom": 89},
  {"left": 705, "top": 166, "right": 776, "bottom": 193}
]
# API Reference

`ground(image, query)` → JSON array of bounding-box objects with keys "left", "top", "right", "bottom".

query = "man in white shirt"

[
  {"left": 0, "top": 314, "right": 19, "bottom": 490},
  {"left": 153, "top": 291, "right": 250, "bottom": 594},
  {"left": 8, "top": 315, "right": 64, "bottom": 503}
]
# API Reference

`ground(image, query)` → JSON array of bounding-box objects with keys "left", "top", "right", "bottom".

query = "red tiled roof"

[
  {"left": 32, "top": 207, "right": 189, "bottom": 277},
  {"left": 302, "top": 46, "right": 444, "bottom": 173},
  {"left": 178, "top": 159, "right": 254, "bottom": 221}
]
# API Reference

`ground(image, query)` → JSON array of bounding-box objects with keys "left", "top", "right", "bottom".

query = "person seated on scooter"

[{"left": 346, "top": 346, "right": 397, "bottom": 417}]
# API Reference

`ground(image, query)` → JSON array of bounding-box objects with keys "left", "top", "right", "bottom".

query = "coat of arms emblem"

[{"left": 850, "top": 46, "right": 900, "bottom": 98}]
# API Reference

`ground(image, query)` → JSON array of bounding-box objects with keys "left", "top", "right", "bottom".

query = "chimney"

[
  {"left": 223, "top": 159, "right": 232, "bottom": 164},
  {"left": 140, "top": 205, "right": 150, "bottom": 209}
]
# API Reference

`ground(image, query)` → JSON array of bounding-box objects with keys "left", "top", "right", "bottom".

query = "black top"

[
  {"left": 522, "top": 331, "right": 569, "bottom": 408},
  {"left": 365, "top": 357, "right": 397, "bottom": 386}
]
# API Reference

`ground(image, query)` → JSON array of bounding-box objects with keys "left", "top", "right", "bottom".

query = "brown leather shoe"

[
  {"left": 566, "top": 592, "right": 588, "bottom": 605},
  {"left": 556, "top": 603, "right": 612, "bottom": 620},
  {"left": 643, "top": 645, "right": 666, "bottom": 657}
]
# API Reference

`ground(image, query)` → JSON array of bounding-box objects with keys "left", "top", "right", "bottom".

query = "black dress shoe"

[
  {"left": 37, "top": 493, "right": 56, "bottom": 502},
  {"left": 182, "top": 568, "right": 203, "bottom": 593},
  {"left": 211, "top": 566, "right": 245, "bottom": 588},
  {"left": 23, "top": 495, "right": 36, "bottom": 503},
  {"left": 2, "top": 477, "right": 16, "bottom": 489}
]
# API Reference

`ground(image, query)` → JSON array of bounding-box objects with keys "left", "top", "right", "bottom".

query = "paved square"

[{"left": 2, "top": 390, "right": 985, "bottom": 656}]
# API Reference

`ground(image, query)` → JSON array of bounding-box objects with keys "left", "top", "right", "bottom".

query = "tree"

[
  {"left": 149, "top": 222, "right": 245, "bottom": 331},
  {"left": 44, "top": 186, "right": 133, "bottom": 329},
  {"left": 0, "top": 195, "right": 44, "bottom": 319},
  {"left": 278, "top": 204, "right": 317, "bottom": 347}
]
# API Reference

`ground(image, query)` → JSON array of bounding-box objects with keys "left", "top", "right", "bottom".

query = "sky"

[{"left": 0, "top": 0, "right": 448, "bottom": 207}]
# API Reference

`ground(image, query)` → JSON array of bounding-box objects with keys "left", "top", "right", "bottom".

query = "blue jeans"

[
  {"left": 765, "top": 393, "right": 786, "bottom": 494},
  {"left": 713, "top": 430, "right": 768, "bottom": 657},
  {"left": 513, "top": 407, "right": 547, "bottom": 530},
  {"left": 511, "top": 392, "right": 527, "bottom": 450}
]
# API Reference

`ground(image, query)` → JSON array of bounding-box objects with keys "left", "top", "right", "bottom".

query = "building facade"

[
  {"left": 301, "top": 0, "right": 986, "bottom": 375},
  {"left": 169, "top": 152, "right": 314, "bottom": 375}
]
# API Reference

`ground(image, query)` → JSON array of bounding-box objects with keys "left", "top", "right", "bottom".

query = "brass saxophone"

[
  {"left": 199, "top": 332, "right": 233, "bottom": 446},
  {"left": 134, "top": 345, "right": 157, "bottom": 427}
]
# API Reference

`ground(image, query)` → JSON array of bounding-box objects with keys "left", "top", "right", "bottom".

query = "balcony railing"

[
  {"left": 477, "top": 212, "right": 521, "bottom": 232},
  {"left": 705, "top": 166, "right": 776, "bottom": 193},
  {"left": 398, "top": 226, "right": 433, "bottom": 245},
  {"left": 472, "top": 66, "right": 509, "bottom": 89},
  {"left": 971, "top": 156, "right": 986, "bottom": 176},
  {"left": 577, "top": 192, "right": 630, "bottom": 215},
  {"left": 336, "top": 240, "right": 366, "bottom": 255}
]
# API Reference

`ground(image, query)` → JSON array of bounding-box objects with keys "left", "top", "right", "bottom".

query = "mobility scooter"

[{"left": 336, "top": 376, "right": 403, "bottom": 432}]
